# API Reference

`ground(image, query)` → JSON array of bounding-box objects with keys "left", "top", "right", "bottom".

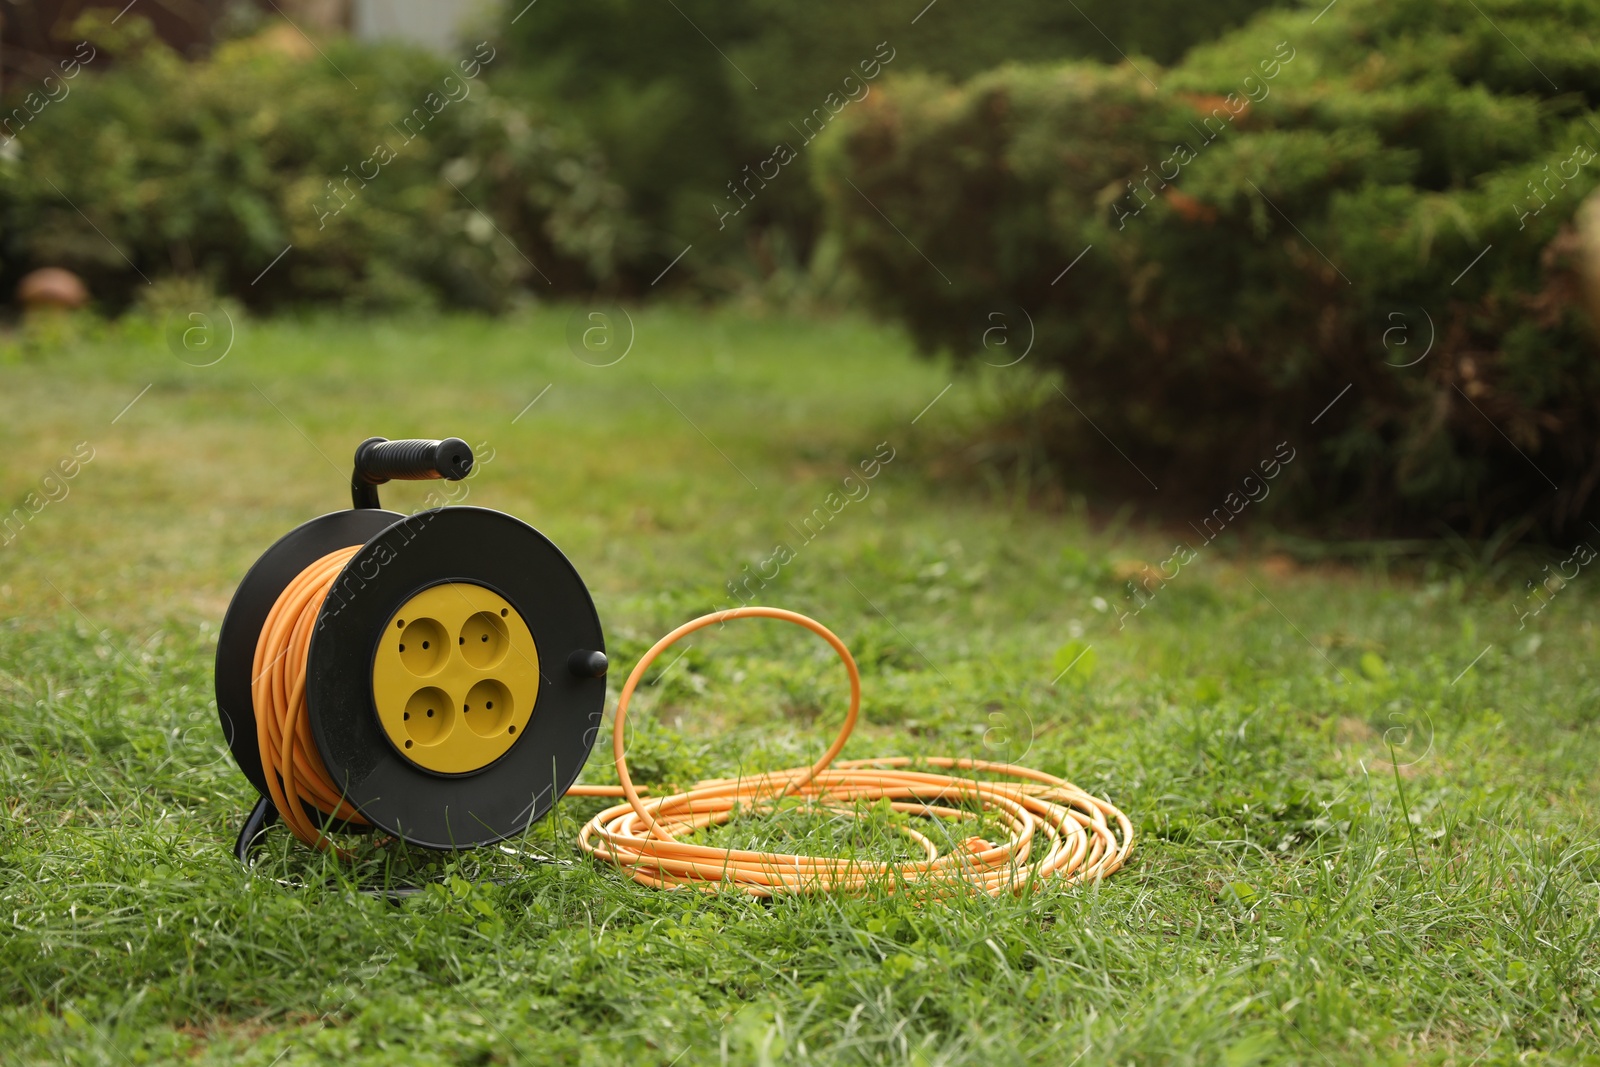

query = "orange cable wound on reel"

[{"left": 252, "top": 545, "right": 369, "bottom": 850}]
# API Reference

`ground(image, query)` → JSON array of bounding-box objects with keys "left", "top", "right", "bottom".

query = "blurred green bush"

[
  {"left": 0, "top": 16, "right": 628, "bottom": 311},
  {"left": 490, "top": 0, "right": 1288, "bottom": 290},
  {"left": 815, "top": 0, "right": 1600, "bottom": 538}
]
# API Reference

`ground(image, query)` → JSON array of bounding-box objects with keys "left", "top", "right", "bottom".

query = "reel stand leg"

[{"left": 234, "top": 796, "right": 279, "bottom": 867}]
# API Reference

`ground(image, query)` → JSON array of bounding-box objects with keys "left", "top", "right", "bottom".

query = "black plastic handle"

[{"left": 351, "top": 437, "right": 473, "bottom": 508}]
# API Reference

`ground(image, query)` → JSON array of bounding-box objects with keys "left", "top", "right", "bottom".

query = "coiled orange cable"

[
  {"left": 252, "top": 546, "right": 369, "bottom": 850},
  {"left": 567, "top": 607, "right": 1133, "bottom": 896},
  {"left": 253, "top": 569, "right": 1134, "bottom": 891}
]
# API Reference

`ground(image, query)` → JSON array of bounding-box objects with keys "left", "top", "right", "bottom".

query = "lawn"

[{"left": 1, "top": 306, "right": 1597, "bottom": 1065}]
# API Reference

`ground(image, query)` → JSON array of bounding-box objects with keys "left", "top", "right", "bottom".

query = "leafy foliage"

[
  {"left": 490, "top": 0, "right": 1290, "bottom": 289},
  {"left": 816, "top": 0, "right": 1600, "bottom": 538},
  {"left": 0, "top": 17, "right": 628, "bottom": 311}
]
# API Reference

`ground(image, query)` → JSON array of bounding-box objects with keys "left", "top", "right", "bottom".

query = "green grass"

[{"left": 1, "top": 306, "right": 1598, "bottom": 1065}]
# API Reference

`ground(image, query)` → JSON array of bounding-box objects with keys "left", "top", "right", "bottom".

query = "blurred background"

[
  {"left": 7, "top": 9, "right": 1600, "bottom": 1062},
  {"left": 5, "top": 0, "right": 1600, "bottom": 543}
]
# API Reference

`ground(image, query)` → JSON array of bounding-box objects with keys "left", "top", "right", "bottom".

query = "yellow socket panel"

[{"left": 370, "top": 582, "right": 540, "bottom": 774}]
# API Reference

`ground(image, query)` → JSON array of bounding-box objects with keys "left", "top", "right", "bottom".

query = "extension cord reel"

[{"left": 216, "top": 436, "right": 1134, "bottom": 895}]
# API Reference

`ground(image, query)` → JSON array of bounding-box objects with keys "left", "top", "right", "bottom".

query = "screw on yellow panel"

[{"left": 370, "top": 582, "right": 540, "bottom": 774}]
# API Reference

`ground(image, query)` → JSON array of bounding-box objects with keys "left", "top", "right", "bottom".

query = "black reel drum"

[{"left": 215, "top": 436, "right": 608, "bottom": 862}]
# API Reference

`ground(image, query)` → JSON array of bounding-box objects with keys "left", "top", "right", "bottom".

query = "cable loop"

[{"left": 568, "top": 607, "right": 1134, "bottom": 896}]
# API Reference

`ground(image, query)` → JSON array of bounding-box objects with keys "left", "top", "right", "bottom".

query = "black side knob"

[{"left": 568, "top": 650, "right": 608, "bottom": 678}]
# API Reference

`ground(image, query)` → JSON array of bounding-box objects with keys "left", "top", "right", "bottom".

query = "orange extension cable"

[
  {"left": 254, "top": 566, "right": 1134, "bottom": 893},
  {"left": 567, "top": 607, "right": 1132, "bottom": 895},
  {"left": 252, "top": 546, "right": 369, "bottom": 850}
]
